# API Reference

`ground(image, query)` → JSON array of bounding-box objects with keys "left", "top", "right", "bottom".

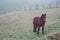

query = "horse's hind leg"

[
  {"left": 33, "top": 25, "right": 37, "bottom": 32},
  {"left": 33, "top": 22, "right": 36, "bottom": 32},
  {"left": 33, "top": 25, "right": 36, "bottom": 32}
]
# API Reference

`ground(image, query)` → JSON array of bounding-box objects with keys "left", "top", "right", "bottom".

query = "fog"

[
  {"left": 0, "top": 0, "right": 60, "bottom": 14},
  {"left": 0, "top": 0, "right": 57, "bottom": 5}
]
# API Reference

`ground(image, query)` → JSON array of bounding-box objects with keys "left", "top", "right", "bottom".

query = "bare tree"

[
  {"left": 36, "top": 4, "right": 38, "bottom": 10},
  {"left": 24, "top": 6, "right": 26, "bottom": 11},
  {"left": 49, "top": 4, "right": 51, "bottom": 8},
  {"left": 30, "top": 5, "right": 31, "bottom": 11},
  {"left": 56, "top": 3, "right": 58, "bottom": 8}
]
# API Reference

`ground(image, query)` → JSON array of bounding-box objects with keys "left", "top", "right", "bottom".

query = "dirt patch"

[{"left": 48, "top": 33, "right": 60, "bottom": 40}]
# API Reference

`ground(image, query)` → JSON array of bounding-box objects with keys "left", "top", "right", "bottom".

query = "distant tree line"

[{"left": 24, "top": 3, "right": 60, "bottom": 11}]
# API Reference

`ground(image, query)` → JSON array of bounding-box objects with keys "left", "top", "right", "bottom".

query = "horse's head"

[
  {"left": 42, "top": 13, "right": 46, "bottom": 17},
  {"left": 40, "top": 13, "right": 46, "bottom": 20}
]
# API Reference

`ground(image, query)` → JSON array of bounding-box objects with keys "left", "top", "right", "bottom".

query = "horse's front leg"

[
  {"left": 37, "top": 26, "right": 40, "bottom": 35},
  {"left": 42, "top": 25, "right": 44, "bottom": 35}
]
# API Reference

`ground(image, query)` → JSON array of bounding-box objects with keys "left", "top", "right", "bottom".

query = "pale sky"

[
  {"left": 0, "top": 0, "right": 60, "bottom": 11},
  {"left": 0, "top": 0, "right": 60, "bottom": 7},
  {"left": 0, "top": 0, "right": 59, "bottom": 4}
]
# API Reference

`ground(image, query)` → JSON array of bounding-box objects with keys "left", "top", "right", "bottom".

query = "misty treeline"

[{"left": 24, "top": 3, "right": 60, "bottom": 11}]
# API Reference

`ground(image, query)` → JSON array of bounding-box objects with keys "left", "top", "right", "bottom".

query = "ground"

[{"left": 0, "top": 8, "right": 60, "bottom": 40}]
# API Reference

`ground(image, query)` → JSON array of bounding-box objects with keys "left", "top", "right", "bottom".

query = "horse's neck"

[{"left": 40, "top": 17, "right": 46, "bottom": 21}]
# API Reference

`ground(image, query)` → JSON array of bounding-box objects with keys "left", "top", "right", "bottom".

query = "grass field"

[{"left": 0, "top": 8, "right": 60, "bottom": 40}]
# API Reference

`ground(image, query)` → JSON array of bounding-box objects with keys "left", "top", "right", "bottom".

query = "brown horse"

[{"left": 33, "top": 13, "right": 46, "bottom": 35}]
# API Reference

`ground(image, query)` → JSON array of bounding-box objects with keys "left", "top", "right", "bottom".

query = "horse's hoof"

[
  {"left": 33, "top": 30, "right": 36, "bottom": 32},
  {"left": 42, "top": 33, "right": 44, "bottom": 35},
  {"left": 37, "top": 33, "right": 39, "bottom": 35},
  {"left": 37, "top": 32, "right": 39, "bottom": 35}
]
